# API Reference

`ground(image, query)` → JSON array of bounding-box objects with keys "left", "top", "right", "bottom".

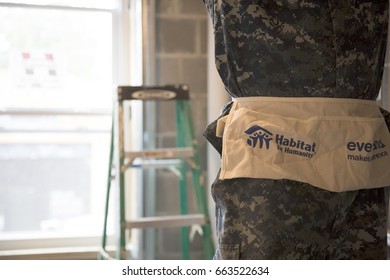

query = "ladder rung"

[
  {"left": 125, "top": 147, "right": 194, "bottom": 161},
  {"left": 126, "top": 214, "right": 205, "bottom": 229},
  {"left": 131, "top": 158, "right": 182, "bottom": 168}
]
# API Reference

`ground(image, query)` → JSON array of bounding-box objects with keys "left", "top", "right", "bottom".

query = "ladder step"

[
  {"left": 126, "top": 214, "right": 205, "bottom": 229},
  {"left": 125, "top": 147, "right": 194, "bottom": 161},
  {"left": 131, "top": 158, "right": 182, "bottom": 168}
]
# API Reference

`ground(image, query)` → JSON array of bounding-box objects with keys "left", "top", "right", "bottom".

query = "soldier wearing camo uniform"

[{"left": 203, "top": 0, "right": 390, "bottom": 259}]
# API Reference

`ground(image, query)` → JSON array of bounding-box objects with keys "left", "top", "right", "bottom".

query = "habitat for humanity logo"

[
  {"left": 245, "top": 125, "right": 273, "bottom": 149},
  {"left": 244, "top": 125, "right": 316, "bottom": 159}
]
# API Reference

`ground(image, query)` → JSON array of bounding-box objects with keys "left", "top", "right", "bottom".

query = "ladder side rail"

[
  {"left": 179, "top": 100, "right": 215, "bottom": 259},
  {"left": 117, "top": 100, "right": 127, "bottom": 260},
  {"left": 98, "top": 112, "right": 116, "bottom": 260},
  {"left": 175, "top": 100, "right": 192, "bottom": 259}
]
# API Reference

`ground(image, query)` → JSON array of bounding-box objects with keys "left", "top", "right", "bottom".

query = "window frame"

[{"left": 0, "top": 0, "right": 142, "bottom": 259}]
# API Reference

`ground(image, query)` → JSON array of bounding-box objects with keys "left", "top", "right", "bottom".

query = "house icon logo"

[{"left": 245, "top": 125, "right": 273, "bottom": 150}]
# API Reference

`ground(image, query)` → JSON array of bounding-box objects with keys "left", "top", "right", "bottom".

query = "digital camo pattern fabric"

[
  {"left": 203, "top": 0, "right": 390, "bottom": 259},
  {"left": 204, "top": 0, "right": 388, "bottom": 99},
  {"left": 211, "top": 175, "right": 389, "bottom": 259}
]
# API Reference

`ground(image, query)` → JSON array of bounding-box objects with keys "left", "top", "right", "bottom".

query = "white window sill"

[{"left": 0, "top": 246, "right": 116, "bottom": 260}]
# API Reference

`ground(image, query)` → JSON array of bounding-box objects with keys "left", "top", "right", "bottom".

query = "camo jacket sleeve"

[{"left": 203, "top": 0, "right": 389, "bottom": 99}]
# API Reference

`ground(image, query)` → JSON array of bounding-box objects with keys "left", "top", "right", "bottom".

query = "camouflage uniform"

[{"left": 203, "top": 0, "right": 390, "bottom": 259}]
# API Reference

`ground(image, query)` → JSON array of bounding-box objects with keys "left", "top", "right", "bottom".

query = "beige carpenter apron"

[{"left": 217, "top": 97, "right": 390, "bottom": 192}]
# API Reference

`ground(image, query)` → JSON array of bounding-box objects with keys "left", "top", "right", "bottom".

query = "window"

[{"left": 0, "top": 0, "right": 121, "bottom": 256}]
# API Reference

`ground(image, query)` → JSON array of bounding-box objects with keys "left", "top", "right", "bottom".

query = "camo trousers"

[{"left": 211, "top": 176, "right": 389, "bottom": 259}]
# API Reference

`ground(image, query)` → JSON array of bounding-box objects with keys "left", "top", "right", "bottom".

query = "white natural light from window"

[
  {"left": 1, "top": 0, "right": 117, "bottom": 9},
  {"left": 0, "top": 7, "right": 112, "bottom": 110},
  {"left": 0, "top": 1, "right": 116, "bottom": 252}
]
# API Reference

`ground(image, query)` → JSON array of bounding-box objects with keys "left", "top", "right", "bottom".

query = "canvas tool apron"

[{"left": 217, "top": 97, "right": 390, "bottom": 192}]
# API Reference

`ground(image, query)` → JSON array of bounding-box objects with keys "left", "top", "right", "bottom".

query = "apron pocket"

[{"left": 220, "top": 104, "right": 390, "bottom": 192}]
